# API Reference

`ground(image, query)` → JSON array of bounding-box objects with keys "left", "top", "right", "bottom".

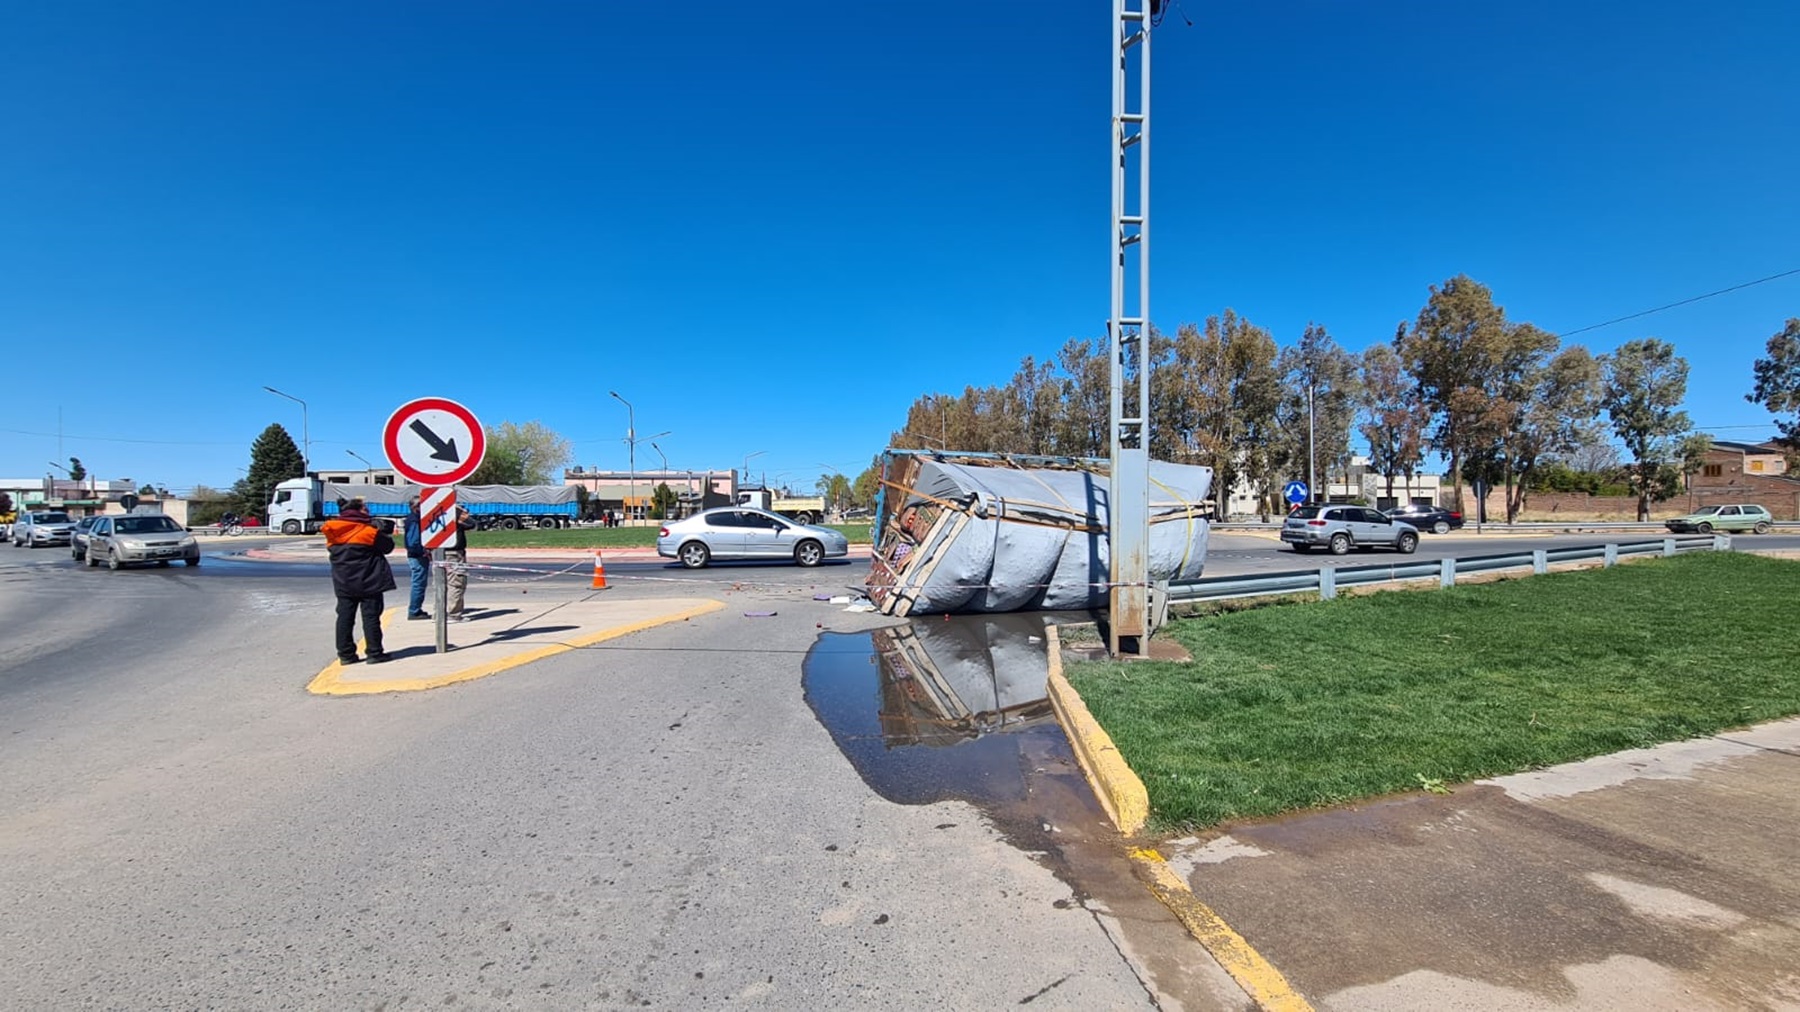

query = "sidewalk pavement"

[
  {"left": 308, "top": 595, "right": 724, "bottom": 695},
  {"left": 1151, "top": 719, "right": 1800, "bottom": 1010}
]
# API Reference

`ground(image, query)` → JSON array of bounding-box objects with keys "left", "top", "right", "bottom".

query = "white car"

[{"left": 658, "top": 506, "right": 850, "bottom": 569}]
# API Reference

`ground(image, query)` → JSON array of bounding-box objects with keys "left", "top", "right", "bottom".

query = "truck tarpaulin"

[
  {"left": 317, "top": 483, "right": 579, "bottom": 516},
  {"left": 867, "top": 452, "right": 1212, "bottom": 616}
]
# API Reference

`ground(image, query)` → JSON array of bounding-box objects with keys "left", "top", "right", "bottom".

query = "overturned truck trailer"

[{"left": 867, "top": 450, "right": 1213, "bottom": 616}]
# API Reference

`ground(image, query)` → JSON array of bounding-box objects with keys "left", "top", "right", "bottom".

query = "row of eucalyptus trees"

[{"left": 886, "top": 275, "right": 1725, "bottom": 521}]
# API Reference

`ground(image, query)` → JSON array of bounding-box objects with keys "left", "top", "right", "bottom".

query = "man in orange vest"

[{"left": 323, "top": 497, "right": 398, "bottom": 664}]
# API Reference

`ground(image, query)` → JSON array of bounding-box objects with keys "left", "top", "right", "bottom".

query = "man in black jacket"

[{"left": 323, "top": 498, "right": 398, "bottom": 664}]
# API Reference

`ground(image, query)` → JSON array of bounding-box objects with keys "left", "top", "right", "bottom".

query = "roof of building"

[{"left": 1709, "top": 439, "right": 1787, "bottom": 453}]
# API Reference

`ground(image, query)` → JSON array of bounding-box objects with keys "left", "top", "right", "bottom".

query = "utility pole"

[{"left": 1108, "top": 0, "right": 1154, "bottom": 657}]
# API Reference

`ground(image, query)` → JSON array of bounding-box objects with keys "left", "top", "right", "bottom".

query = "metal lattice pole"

[{"left": 1108, "top": 0, "right": 1152, "bottom": 656}]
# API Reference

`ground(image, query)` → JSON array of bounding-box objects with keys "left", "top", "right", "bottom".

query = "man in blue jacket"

[{"left": 403, "top": 496, "right": 431, "bottom": 620}]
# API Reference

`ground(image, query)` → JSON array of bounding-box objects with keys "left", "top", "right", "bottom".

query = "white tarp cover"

[{"left": 894, "top": 460, "right": 1212, "bottom": 614}]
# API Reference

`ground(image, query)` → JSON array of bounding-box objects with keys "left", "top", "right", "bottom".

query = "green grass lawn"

[
  {"left": 1066, "top": 552, "right": 1800, "bottom": 834},
  {"left": 465, "top": 523, "right": 873, "bottom": 549}
]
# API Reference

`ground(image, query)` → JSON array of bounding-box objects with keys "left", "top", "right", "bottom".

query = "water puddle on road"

[
  {"left": 800, "top": 609, "right": 1137, "bottom": 878},
  {"left": 802, "top": 614, "right": 1246, "bottom": 1006},
  {"left": 802, "top": 612, "right": 1089, "bottom": 808}
]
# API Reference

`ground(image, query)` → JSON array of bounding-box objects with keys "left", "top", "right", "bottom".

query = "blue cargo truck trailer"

[{"left": 266, "top": 477, "right": 580, "bottom": 535}]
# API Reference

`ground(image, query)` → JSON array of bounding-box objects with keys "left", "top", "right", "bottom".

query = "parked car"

[
  {"left": 85, "top": 514, "right": 201, "bottom": 569},
  {"left": 12, "top": 510, "right": 77, "bottom": 548},
  {"left": 1384, "top": 504, "right": 1464, "bottom": 534},
  {"left": 70, "top": 516, "right": 103, "bottom": 561},
  {"left": 1665, "top": 504, "right": 1774, "bottom": 535},
  {"left": 658, "top": 506, "right": 850, "bottom": 569},
  {"left": 1281, "top": 504, "right": 1420, "bottom": 555}
]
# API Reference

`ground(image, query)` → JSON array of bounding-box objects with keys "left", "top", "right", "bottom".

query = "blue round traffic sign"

[{"left": 1283, "top": 480, "right": 1309, "bottom": 505}]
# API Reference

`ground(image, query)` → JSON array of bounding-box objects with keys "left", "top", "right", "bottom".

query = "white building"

[{"left": 1221, "top": 457, "right": 1445, "bottom": 517}]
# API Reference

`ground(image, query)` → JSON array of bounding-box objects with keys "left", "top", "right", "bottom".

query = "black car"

[{"left": 1384, "top": 504, "right": 1463, "bottom": 534}]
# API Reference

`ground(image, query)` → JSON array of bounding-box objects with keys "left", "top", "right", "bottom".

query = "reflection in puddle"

[
  {"left": 803, "top": 613, "right": 1241, "bottom": 1008},
  {"left": 802, "top": 612, "right": 1093, "bottom": 808}
]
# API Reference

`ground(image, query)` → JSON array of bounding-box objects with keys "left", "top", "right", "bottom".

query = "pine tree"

[{"left": 234, "top": 424, "right": 308, "bottom": 517}]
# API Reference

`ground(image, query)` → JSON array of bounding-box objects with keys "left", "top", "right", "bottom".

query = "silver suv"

[
  {"left": 1281, "top": 504, "right": 1420, "bottom": 555},
  {"left": 12, "top": 510, "right": 77, "bottom": 548}
]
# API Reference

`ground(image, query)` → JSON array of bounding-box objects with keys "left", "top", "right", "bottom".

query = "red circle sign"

[{"left": 382, "top": 397, "right": 486, "bottom": 486}]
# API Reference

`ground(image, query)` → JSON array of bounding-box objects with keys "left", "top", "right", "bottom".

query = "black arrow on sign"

[{"left": 409, "top": 419, "right": 461, "bottom": 463}]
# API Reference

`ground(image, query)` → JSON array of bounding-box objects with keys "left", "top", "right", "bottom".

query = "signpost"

[
  {"left": 382, "top": 397, "right": 486, "bottom": 487},
  {"left": 385, "top": 398, "right": 486, "bottom": 655},
  {"left": 1284, "top": 480, "right": 1309, "bottom": 508}
]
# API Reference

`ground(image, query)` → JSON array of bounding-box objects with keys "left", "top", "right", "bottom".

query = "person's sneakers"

[
  {"left": 407, "top": 611, "right": 432, "bottom": 620},
  {"left": 338, "top": 655, "right": 362, "bottom": 665},
  {"left": 365, "top": 653, "right": 393, "bottom": 664}
]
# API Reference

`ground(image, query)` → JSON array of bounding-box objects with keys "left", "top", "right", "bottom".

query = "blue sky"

[{"left": 3, "top": 1, "right": 1796, "bottom": 495}]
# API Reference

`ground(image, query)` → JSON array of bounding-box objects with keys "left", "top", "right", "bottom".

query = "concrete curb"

[
  {"left": 1044, "top": 626, "right": 1149, "bottom": 836},
  {"left": 1047, "top": 628, "right": 1315, "bottom": 1012}
]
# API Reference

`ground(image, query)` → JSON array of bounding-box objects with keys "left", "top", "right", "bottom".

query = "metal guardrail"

[{"left": 1164, "top": 535, "right": 1731, "bottom": 605}]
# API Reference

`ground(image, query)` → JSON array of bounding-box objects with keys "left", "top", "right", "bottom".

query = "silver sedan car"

[
  {"left": 658, "top": 507, "right": 850, "bottom": 569},
  {"left": 86, "top": 514, "right": 201, "bottom": 568}
]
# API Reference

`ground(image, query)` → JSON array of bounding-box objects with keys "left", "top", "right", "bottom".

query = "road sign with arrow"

[{"left": 382, "top": 397, "right": 486, "bottom": 486}]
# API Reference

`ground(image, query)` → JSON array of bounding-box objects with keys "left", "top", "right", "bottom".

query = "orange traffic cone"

[{"left": 591, "top": 552, "right": 608, "bottom": 590}]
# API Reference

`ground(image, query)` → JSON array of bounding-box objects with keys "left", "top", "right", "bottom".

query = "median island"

[{"left": 1065, "top": 551, "right": 1800, "bottom": 833}]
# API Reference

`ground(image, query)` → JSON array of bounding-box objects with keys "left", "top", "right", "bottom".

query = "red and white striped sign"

[{"left": 421, "top": 486, "right": 458, "bottom": 550}]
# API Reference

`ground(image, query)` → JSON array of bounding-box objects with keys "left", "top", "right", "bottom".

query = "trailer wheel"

[
  {"left": 538, "top": 517, "right": 556, "bottom": 529},
  {"left": 501, "top": 516, "right": 522, "bottom": 531},
  {"left": 282, "top": 520, "right": 302, "bottom": 535},
  {"left": 793, "top": 512, "right": 817, "bottom": 525}
]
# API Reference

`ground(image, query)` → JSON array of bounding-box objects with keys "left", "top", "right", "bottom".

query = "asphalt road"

[
  {"left": 4, "top": 530, "right": 1791, "bottom": 1009},
  {"left": 0, "top": 540, "right": 1248, "bottom": 1010}
]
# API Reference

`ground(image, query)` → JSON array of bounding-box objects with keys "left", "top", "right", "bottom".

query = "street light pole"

[
  {"left": 609, "top": 391, "right": 634, "bottom": 525},
  {"left": 346, "top": 449, "right": 377, "bottom": 482},
  {"left": 262, "top": 386, "right": 310, "bottom": 472},
  {"left": 741, "top": 450, "right": 766, "bottom": 491},
  {"left": 649, "top": 442, "right": 668, "bottom": 474},
  {"left": 1307, "top": 380, "right": 1316, "bottom": 505}
]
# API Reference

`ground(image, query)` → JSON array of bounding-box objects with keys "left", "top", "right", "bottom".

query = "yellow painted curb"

[
  {"left": 1133, "top": 848, "right": 1315, "bottom": 1012},
  {"left": 307, "top": 600, "right": 725, "bottom": 696},
  {"left": 1045, "top": 626, "right": 1149, "bottom": 836}
]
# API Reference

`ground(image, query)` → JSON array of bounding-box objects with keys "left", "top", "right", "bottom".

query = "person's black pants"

[{"left": 335, "top": 594, "right": 385, "bottom": 661}]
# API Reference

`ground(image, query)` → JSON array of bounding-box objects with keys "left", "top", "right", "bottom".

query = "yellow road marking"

[
  {"left": 1132, "top": 848, "right": 1315, "bottom": 1012},
  {"left": 307, "top": 600, "right": 724, "bottom": 696}
]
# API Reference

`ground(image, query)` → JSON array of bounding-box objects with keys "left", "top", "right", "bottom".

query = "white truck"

[
  {"left": 267, "top": 477, "right": 581, "bottom": 535},
  {"left": 735, "top": 487, "right": 828, "bottom": 525}
]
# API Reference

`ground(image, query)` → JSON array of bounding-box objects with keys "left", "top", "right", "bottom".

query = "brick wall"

[{"left": 1454, "top": 481, "right": 1800, "bottom": 522}]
